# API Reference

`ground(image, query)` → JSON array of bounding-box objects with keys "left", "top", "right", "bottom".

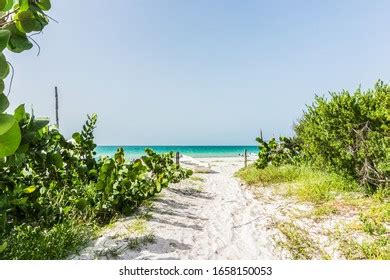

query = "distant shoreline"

[{"left": 95, "top": 145, "right": 259, "bottom": 159}]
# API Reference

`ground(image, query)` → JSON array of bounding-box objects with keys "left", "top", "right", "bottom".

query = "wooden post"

[
  {"left": 55, "top": 86, "right": 59, "bottom": 128},
  {"left": 176, "top": 152, "right": 180, "bottom": 166},
  {"left": 244, "top": 149, "right": 248, "bottom": 168}
]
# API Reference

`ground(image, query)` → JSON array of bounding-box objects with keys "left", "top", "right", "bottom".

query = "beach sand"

[{"left": 71, "top": 157, "right": 290, "bottom": 260}]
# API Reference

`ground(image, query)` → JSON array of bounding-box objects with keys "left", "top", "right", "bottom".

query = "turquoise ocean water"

[{"left": 95, "top": 146, "right": 258, "bottom": 159}]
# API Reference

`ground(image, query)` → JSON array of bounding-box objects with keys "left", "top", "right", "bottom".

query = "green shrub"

[
  {"left": 255, "top": 81, "right": 389, "bottom": 191},
  {"left": 0, "top": 219, "right": 94, "bottom": 260},
  {"left": 256, "top": 136, "right": 301, "bottom": 169},
  {"left": 0, "top": 1, "right": 192, "bottom": 260},
  {"left": 0, "top": 111, "right": 191, "bottom": 258},
  {"left": 295, "top": 81, "right": 389, "bottom": 190}
]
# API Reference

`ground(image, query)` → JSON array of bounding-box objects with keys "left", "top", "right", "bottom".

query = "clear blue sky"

[{"left": 6, "top": 0, "right": 390, "bottom": 145}]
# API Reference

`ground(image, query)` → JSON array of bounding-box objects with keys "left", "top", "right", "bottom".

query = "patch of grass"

[
  {"left": 310, "top": 203, "right": 339, "bottom": 219},
  {"left": 295, "top": 171, "right": 358, "bottom": 203},
  {"left": 237, "top": 164, "right": 358, "bottom": 204},
  {"left": 275, "top": 222, "right": 330, "bottom": 260},
  {"left": 126, "top": 234, "right": 155, "bottom": 250},
  {"left": 142, "top": 199, "right": 155, "bottom": 210},
  {"left": 332, "top": 200, "right": 389, "bottom": 260},
  {"left": 238, "top": 164, "right": 389, "bottom": 259},
  {"left": 337, "top": 236, "right": 390, "bottom": 260},
  {"left": 95, "top": 234, "right": 155, "bottom": 259},
  {"left": 189, "top": 175, "right": 205, "bottom": 182},
  {"left": 359, "top": 202, "right": 389, "bottom": 236},
  {"left": 126, "top": 218, "right": 148, "bottom": 235},
  {"left": 0, "top": 219, "right": 95, "bottom": 260},
  {"left": 236, "top": 164, "right": 301, "bottom": 186}
]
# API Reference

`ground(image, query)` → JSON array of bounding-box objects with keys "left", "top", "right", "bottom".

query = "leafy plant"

[
  {"left": 0, "top": 0, "right": 52, "bottom": 158},
  {"left": 295, "top": 81, "right": 389, "bottom": 190},
  {"left": 255, "top": 81, "right": 389, "bottom": 191},
  {"left": 256, "top": 136, "right": 301, "bottom": 169},
  {"left": 0, "top": 111, "right": 192, "bottom": 259},
  {"left": 0, "top": 1, "right": 192, "bottom": 259}
]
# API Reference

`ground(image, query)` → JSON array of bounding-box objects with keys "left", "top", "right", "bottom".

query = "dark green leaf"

[
  {"left": 37, "top": 0, "right": 51, "bottom": 11},
  {"left": 0, "top": 93, "right": 9, "bottom": 113},
  {"left": 0, "top": 0, "right": 13, "bottom": 12},
  {"left": 13, "top": 104, "right": 25, "bottom": 122},
  {"left": 0, "top": 53, "right": 9, "bottom": 79},
  {"left": 0, "top": 29, "right": 11, "bottom": 51},
  {"left": 18, "top": 0, "right": 29, "bottom": 11},
  {"left": 0, "top": 115, "right": 21, "bottom": 158}
]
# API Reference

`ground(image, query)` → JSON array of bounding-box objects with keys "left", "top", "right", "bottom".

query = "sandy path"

[{"left": 73, "top": 157, "right": 281, "bottom": 260}]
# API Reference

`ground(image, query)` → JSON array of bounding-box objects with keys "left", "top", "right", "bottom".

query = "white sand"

[{"left": 72, "top": 157, "right": 287, "bottom": 260}]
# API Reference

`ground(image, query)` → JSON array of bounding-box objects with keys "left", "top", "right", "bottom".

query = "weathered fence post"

[
  {"left": 55, "top": 86, "right": 59, "bottom": 128},
  {"left": 176, "top": 152, "right": 180, "bottom": 166},
  {"left": 244, "top": 149, "right": 248, "bottom": 168}
]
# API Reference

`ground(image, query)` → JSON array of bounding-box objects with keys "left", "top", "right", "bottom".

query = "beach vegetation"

[
  {"left": 275, "top": 222, "right": 330, "bottom": 260},
  {"left": 0, "top": 1, "right": 191, "bottom": 260},
  {"left": 238, "top": 81, "right": 389, "bottom": 259},
  {"left": 254, "top": 82, "right": 389, "bottom": 191}
]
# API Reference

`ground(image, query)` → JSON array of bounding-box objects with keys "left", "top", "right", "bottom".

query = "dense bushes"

[
  {"left": 256, "top": 81, "right": 389, "bottom": 191},
  {"left": 0, "top": 109, "right": 191, "bottom": 259}
]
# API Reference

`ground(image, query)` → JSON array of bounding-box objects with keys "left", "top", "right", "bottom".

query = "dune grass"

[
  {"left": 236, "top": 164, "right": 389, "bottom": 260},
  {"left": 1, "top": 219, "right": 95, "bottom": 260},
  {"left": 236, "top": 164, "right": 358, "bottom": 203},
  {"left": 275, "top": 222, "right": 330, "bottom": 260}
]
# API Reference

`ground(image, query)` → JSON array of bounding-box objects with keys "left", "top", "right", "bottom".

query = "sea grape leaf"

[
  {"left": 0, "top": 0, "right": 13, "bottom": 12},
  {"left": 37, "top": 0, "right": 51, "bottom": 11},
  {"left": 0, "top": 79, "right": 4, "bottom": 92},
  {"left": 18, "top": 0, "right": 29, "bottom": 11},
  {"left": 0, "top": 115, "right": 21, "bottom": 158},
  {"left": 0, "top": 0, "right": 7, "bottom": 11},
  {"left": 0, "top": 53, "right": 9, "bottom": 79},
  {"left": 50, "top": 152, "right": 63, "bottom": 168},
  {"left": 6, "top": 152, "right": 26, "bottom": 166},
  {"left": 0, "top": 113, "right": 14, "bottom": 134},
  {"left": 4, "top": 23, "right": 32, "bottom": 53},
  {"left": 13, "top": 104, "right": 25, "bottom": 122},
  {"left": 72, "top": 132, "right": 81, "bottom": 143},
  {"left": 31, "top": 118, "right": 49, "bottom": 131},
  {"left": 15, "top": 10, "right": 39, "bottom": 33},
  {"left": 0, "top": 93, "right": 9, "bottom": 113},
  {"left": 8, "top": 34, "right": 33, "bottom": 53},
  {"left": 0, "top": 29, "right": 11, "bottom": 51}
]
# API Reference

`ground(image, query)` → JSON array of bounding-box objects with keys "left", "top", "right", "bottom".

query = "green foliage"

[
  {"left": 236, "top": 164, "right": 358, "bottom": 203},
  {"left": 0, "top": 1, "right": 52, "bottom": 157},
  {"left": 1, "top": 219, "right": 94, "bottom": 260},
  {"left": 236, "top": 164, "right": 302, "bottom": 186},
  {"left": 295, "top": 81, "right": 389, "bottom": 190},
  {"left": 359, "top": 203, "right": 389, "bottom": 236},
  {"left": 337, "top": 235, "right": 390, "bottom": 260},
  {"left": 255, "top": 81, "right": 389, "bottom": 191},
  {"left": 0, "top": 1, "right": 192, "bottom": 259},
  {"left": 275, "top": 222, "right": 329, "bottom": 260},
  {"left": 0, "top": 113, "right": 21, "bottom": 157},
  {"left": 256, "top": 136, "right": 301, "bottom": 169},
  {"left": 87, "top": 147, "right": 191, "bottom": 221},
  {"left": 0, "top": 112, "right": 191, "bottom": 259}
]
